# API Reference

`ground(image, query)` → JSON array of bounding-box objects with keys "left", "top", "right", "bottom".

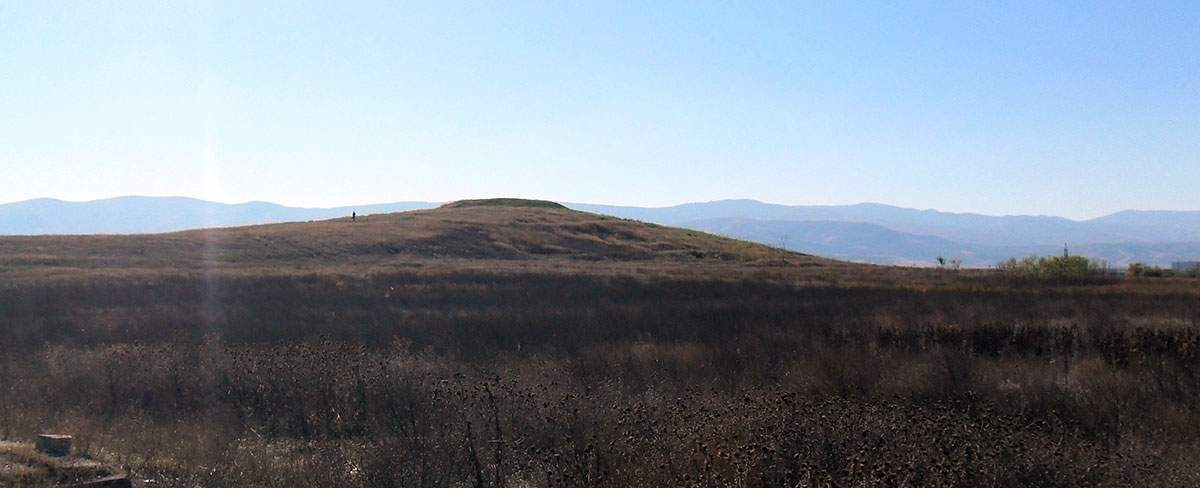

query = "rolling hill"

[{"left": 0, "top": 199, "right": 815, "bottom": 281}]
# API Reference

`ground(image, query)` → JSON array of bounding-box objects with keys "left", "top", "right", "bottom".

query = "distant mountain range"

[
  {"left": 2, "top": 196, "right": 1198, "bottom": 267},
  {"left": 680, "top": 217, "right": 1200, "bottom": 268},
  {"left": 572, "top": 200, "right": 1200, "bottom": 247},
  {"left": 574, "top": 200, "right": 1200, "bottom": 267},
  {"left": 0, "top": 197, "right": 432, "bottom": 235}
]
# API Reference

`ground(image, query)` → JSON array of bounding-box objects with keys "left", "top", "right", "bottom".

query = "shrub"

[{"left": 997, "top": 254, "right": 1108, "bottom": 281}]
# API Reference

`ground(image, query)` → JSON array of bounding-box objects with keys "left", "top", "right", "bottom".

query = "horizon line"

[{"left": 2, "top": 194, "right": 1198, "bottom": 222}]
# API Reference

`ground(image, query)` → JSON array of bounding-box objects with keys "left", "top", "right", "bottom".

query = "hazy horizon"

[{"left": 4, "top": 193, "right": 1199, "bottom": 220}]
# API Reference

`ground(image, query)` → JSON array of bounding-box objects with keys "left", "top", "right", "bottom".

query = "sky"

[{"left": 1, "top": 1, "right": 1197, "bottom": 219}]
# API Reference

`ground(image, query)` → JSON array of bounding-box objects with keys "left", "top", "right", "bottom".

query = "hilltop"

[
  {"left": 0, "top": 199, "right": 817, "bottom": 281},
  {"left": 438, "top": 198, "right": 569, "bottom": 210}
]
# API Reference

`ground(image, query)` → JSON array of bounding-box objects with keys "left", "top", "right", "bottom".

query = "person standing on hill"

[{"left": 352, "top": 212, "right": 356, "bottom": 222}]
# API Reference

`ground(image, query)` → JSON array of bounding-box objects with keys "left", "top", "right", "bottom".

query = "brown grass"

[
  {"left": 0, "top": 441, "right": 114, "bottom": 487},
  {"left": 1, "top": 206, "right": 1199, "bottom": 486}
]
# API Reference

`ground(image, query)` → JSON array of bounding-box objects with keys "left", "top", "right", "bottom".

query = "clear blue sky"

[{"left": 1, "top": 1, "right": 1196, "bottom": 219}]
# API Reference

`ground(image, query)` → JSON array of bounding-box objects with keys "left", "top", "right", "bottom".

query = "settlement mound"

[{"left": 0, "top": 198, "right": 819, "bottom": 277}]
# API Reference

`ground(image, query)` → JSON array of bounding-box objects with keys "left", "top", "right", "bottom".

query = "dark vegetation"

[
  {"left": 1128, "top": 262, "right": 1200, "bottom": 279},
  {"left": 2, "top": 205, "right": 1199, "bottom": 486}
]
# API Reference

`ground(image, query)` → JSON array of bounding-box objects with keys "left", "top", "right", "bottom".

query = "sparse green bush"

[
  {"left": 997, "top": 254, "right": 1109, "bottom": 281},
  {"left": 1128, "top": 262, "right": 1147, "bottom": 277}
]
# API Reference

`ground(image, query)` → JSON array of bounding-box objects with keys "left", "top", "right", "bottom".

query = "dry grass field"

[{"left": 2, "top": 200, "right": 1199, "bottom": 486}]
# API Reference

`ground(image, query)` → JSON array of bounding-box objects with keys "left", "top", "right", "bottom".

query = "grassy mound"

[
  {"left": 0, "top": 199, "right": 816, "bottom": 279},
  {"left": 439, "top": 198, "right": 568, "bottom": 210}
]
